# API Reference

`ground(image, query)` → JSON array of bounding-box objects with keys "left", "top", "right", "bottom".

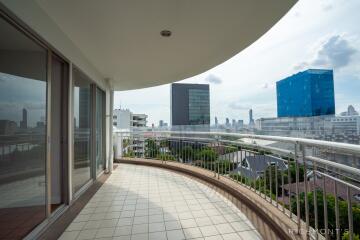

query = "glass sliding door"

[
  {"left": 0, "top": 16, "right": 47, "bottom": 239},
  {"left": 73, "top": 68, "right": 92, "bottom": 193},
  {"left": 95, "top": 88, "right": 105, "bottom": 175}
]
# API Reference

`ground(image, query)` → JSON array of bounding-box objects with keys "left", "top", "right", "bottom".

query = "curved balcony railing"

[{"left": 114, "top": 130, "right": 360, "bottom": 240}]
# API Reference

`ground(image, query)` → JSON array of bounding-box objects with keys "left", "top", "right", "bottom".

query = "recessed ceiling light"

[{"left": 160, "top": 30, "right": 172, "bottom": 37}]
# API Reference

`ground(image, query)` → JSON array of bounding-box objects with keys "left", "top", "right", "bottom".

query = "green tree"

[
  {"left": 123, "top": 150, "right": 135, "bottom": 158},
  {"left": 145, "top": 139, "right": 159, "bottom": 158},
  {"left": 342, "top": 231, "right": 360, "bottom": 240},
  {"left": 291, "top": 190, "right": 360, "bottom": 239},
  {"left": 195, "top": 148, "right": 218, "bottom": 162},
  {"left": 156, "top": 153, "right": 175, "bottom": 161},
  {"left": 180, "top": 146, "right": 193, "bottom": 162}
]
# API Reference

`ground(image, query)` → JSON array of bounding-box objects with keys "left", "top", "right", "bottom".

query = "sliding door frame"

[{"left": 94, "top": 87, "right": 107, "bottom": 178}]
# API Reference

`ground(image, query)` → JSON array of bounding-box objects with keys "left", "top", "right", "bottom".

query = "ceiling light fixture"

[{"left": 160, "top": 30, "right": 172, "bottom": 37}]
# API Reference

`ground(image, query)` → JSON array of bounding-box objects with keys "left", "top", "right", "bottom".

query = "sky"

[
  {"left": 114, "top": 0, "right": 360, "bottom": 127},
  {"left": 0, "top": 72, "right": 46, "bottom": 127}
]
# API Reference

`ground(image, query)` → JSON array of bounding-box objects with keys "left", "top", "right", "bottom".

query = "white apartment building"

[
  {"left": 113, "top": 109, "right": 148, "bottom": 157},
  {"left": 113, "top": 109, "right": 147, "bottom": 130},
  {"left": 331, "top": 115, "right": 360, "bottom": 135}
]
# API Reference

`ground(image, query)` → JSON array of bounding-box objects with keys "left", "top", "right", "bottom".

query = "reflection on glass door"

[
  {"left": 0, "top": 17, "right": 47, "bottom": 239},
  {"left": 95, "top": 88, "right": 105, "bottom": 175},
  {"left": 73, "top": 68, "right": 92, "bottom": 193}
]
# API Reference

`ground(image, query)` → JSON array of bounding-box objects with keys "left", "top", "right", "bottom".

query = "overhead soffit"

[{"left": 35, "top": 0, "right": 297, "bottom": 90}]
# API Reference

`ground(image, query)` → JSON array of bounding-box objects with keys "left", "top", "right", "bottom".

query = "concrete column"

[
  {"left": 108, "top": 90, "right": 114, "bottom": 173},
  {"left": 114, "top": 132, "right": 123, "bottom": 159}
]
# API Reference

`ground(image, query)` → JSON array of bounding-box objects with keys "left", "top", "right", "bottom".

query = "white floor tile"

[{"left": 59, "top": 164, "right": 262, "bottom": 240}]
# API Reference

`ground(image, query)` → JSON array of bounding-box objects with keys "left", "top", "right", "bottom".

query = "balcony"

[
  {"left": 112, "top": 131, "right": 360, "bottom": 240},
  {"left": 60, "top": 164, "right": 262, "bottom": 240},
  {"left": 1, "top": 1, "right": 359, "bottom": 239}
]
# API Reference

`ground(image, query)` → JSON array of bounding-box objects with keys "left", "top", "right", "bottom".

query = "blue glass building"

[{"left": 276, "top": 69, "right": 335, "bottom": 117}]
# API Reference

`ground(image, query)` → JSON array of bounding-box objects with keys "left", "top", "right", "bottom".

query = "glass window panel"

[
  {"left": 188, "top": 89, "right": 210, "bottom": 125},
  {"left": 73, "top": 68, "right": 91, "bottom": 193},
  {"left": 0, "top": 17, "right": 47, "bottom": 239}
]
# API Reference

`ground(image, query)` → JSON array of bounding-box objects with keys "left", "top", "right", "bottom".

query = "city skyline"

[{"left": 114, "top": 0, "right": 360, "bottom": 126}]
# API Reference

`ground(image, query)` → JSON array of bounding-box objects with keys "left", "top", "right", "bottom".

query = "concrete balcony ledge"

[{"left": 118, "top": 157, "right": 308, "bottom": 240}]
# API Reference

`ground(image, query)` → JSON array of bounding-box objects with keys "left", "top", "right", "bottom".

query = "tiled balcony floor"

[{"left": 59, "top": 164, "right": 262, "bottom": 240}]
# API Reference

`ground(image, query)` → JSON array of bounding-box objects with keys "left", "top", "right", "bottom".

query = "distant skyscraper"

[
  {"left": 215, "top": 117, "right": 218, "bottom": 126},
  {"left": 340, "top": 105, "right": 359, "bottom": 116},
  {"left": 237, "top": 120, "right": 244, "bottom": 128},
  {"left": 276, "top": 69, "right": 335, "bottom": 118},
  {"left": 249, "top": 109, "right": 255, "bottom": 126},
  {"left": 232, "top": 119, "right": 236, "bottom": 127},
  {"left": 159, "top": 120, "right": 164, "bottom": 127},
  {"left": 20, "top": 108, "right": 27, "bottom": 129},
  {"left": 225, "top": 118, "right": 230, "bottom": 126},
  {"left": 170, "top": 83, "right": 210, "bottom": 126}
]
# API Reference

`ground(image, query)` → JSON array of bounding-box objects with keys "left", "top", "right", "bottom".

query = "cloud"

[
  {"left": 261, "top": 83, "right": 269, "bottom": 89},
  {"left": 0, "top": 76, "right": 7, "bottom": 83},
  {"left": 0, "top": 101, "right": 45, "bottom": 111},
  {"left": 261, "top": 83, "right": 275, "bottom": 89},
  {"left": 293, "top": 11, "right": 301, "bottom": 18},
  {"left": 293, "top": 62, "right": 308, "bottom": 71},
  {"left": 24, "top": 102, "right": 46, "bottom": 110},
  {"left": 228, "top": 102, "right": 250, "bottom": 110},
  {"left": 205, "top": 74, "right": 222, "bottom": 84},
  {"left": 322, "top": 4, "right": 333, "bottom": 11},
  {"left": 294, "top": 35, "right": 357, "bottom": 71}
]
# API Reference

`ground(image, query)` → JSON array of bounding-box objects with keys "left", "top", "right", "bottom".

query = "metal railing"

[{"left": 114, "top": 130, "right": 360, "bottom": 240}]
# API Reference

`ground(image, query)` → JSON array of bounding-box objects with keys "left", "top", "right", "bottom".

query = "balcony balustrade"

[{"left": 114, "top": 131, "right": 360, "bottom": 240}]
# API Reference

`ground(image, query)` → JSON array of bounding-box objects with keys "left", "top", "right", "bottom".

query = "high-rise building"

[
  {"left": 232, "top": 119, "right": 236, "bottom": 127},
  {"left": 159, "top": 120, "right": 164, "bottom": 127},
  {"left": 170, "top": 83, "right": 210, "bottom": 126},
  {"left": 249, "top": 109, "right": 255, "bottom": 126},
  {"left": 225, "top": 118, "right": 230, "bottom": 126},
  {"left": 215, "top": 117, "right": 218, "bottom": 126},
  {"left": 237, "top": 120, "right": 244, "bottom": 128},
  {"left": 20, "top": 108, "right": 27, "bottom": 129},
  {"left": 276, "top": 69, "right": 335, "bottom": 118}
]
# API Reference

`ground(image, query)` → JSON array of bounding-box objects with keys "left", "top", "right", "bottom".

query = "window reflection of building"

[
  {"left": 79, "top": 88, "right": 90, "bottom": 129},
  {"left": 0, "top": 120, "right": 17, "bottom": 135},
  {"left": 20, "top": 108, "right": 27, "bottom": 129}
]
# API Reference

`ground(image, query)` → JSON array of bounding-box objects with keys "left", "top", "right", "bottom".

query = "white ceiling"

[{"left": 36, "top": 0, "right": 296, "bottom": 90}]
